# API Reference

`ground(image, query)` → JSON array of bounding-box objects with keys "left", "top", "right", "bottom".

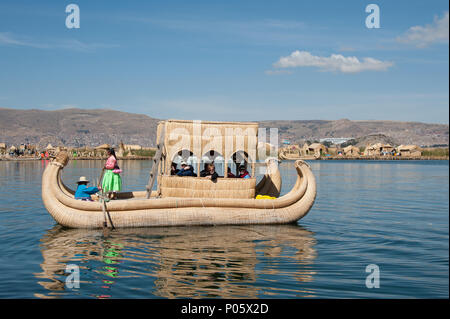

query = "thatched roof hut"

[
  {"left": 303, "top": 143, "right": 327, "bottom": 156},
  {"left": 364, "top": 143, "right": 394, "bottom": 156},
  {"left": 95, "top": 143, "right": 111, "bottom": 150},
  {"left": 343, "top": 145, "right": 360, "bottom": 156},
  {"left": 309, "top": 143, "right": 326, "bottom": 150},
  {"left": 382, "top": 144, "right": 394, "bottom": 152},
  {"left": 0, "top": 143, "right": 6, "bottom": 150},
  {"left": 397, "top": 145, "right": 421, "bottom": 157}
]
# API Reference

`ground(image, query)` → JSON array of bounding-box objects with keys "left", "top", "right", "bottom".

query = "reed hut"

[
  {"left": 95, "top": 143, "right": 111, "bottom": 150},
  {"left": 364, "top": 143, "right": 378, "bottom": 156},
  {"left": 397, "top": 145, "right": 421, "bottom": 157},
  {"left": 364, "top": 143, "right": 394, "bottom": 156},
  {"left": 305, "top": 143, "right": 327, "bottom": 157},
  {"left": 382, "top": 144, "right": 394, "bottom": 153},
  {"left": 94, "top": 144, "right": 111, "bottom": 157},
  {"left": 343, "top": 145, "right": 360, "bottom": 156}
]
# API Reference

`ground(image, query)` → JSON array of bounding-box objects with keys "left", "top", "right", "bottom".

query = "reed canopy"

[{"left": 157, "top": 119, "right": 259, "bottom": 176}]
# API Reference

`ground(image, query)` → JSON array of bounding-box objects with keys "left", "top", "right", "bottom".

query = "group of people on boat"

[
  {"left": 171, "top": 161, "right": 251, "bottom": 181},
  {"left": 75, "top": 148, "right": 122, "bottom": 201}
]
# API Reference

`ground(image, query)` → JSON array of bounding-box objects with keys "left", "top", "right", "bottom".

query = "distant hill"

[
  {"left": 0, "top": 108, "right": 448, "bottom": 148},
  {"left": 259, "top": 119, "right": 448, "bottom": 147},
  {"left": 0, "top": 108, "right": 160, "bottom": 148},
  {"left": 340, "top": 134, "right": 400, "bottom": 148}
]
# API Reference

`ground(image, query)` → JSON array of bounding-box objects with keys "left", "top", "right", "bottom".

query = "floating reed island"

[
  {"left": 277, "top": 142, "right": 448, "bottom": 161},
  {"left": 0, "top": 141, "right": 156, "bottom": 161},
  {"left": 41, "top": 120, "right": 317, "bottom": 228}
]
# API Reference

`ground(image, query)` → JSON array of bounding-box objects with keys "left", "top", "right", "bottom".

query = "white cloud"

[
  {"left": 272, "top": 50, "right": 393, "bottom": 73},
  {"left": 0, "top": 32, "right": 46, "bottom": 48},
  {"left": 396, "top": 11, "right": 449, "bottom": 48}
]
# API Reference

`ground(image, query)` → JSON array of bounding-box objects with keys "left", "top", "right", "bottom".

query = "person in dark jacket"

[
  {"left": 75, "top": 176, "right": 100, "bottom": 201},
  {"left": 171, "top": 162, "right": 180, "bottom": 175},
  {"left": 227, "top": 166, "right": 236, "bottom": 178},
  {"left": 238, "top": 165, "right": 251, "bottom": 179},
  {"left": 200, "top": 163, "right": 219, "bottom": 181},
  {"left": 176, "top": 161, "right": 197, "bottom": 177}
]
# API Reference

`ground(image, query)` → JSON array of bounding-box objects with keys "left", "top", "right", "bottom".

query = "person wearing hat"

[
  {"left": 176, "top": 160, "right": 197, "bottom": 177},
  {"left": 75, "top": 176, "right": 101, "bottom": 201},
  {"left": 238, "top": 164, "right": 251, "bottom": 179}
]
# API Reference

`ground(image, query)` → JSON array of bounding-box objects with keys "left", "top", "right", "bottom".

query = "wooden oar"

[{"left": 98, "top": 167, "right": 105, "bottom": 189}]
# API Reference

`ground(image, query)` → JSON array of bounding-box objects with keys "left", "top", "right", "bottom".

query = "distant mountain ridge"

[
  {"left": 0, "top": 108, "right": 160, "bottom": 148},
  {"left": 259, "top": 118, "right": 448, "bottom": 147},
  {"left": 0, "top": 108, "right": 448, "bottom": 148}
]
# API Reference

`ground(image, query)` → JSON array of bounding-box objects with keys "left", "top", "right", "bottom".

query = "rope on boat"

[{"left": 50, "top": 161, "right": 64, "bottom": 168}]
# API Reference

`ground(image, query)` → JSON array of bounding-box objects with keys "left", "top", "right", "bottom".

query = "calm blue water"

[{"left": 0, "top": 159, "right": 448, "bottom": 298}]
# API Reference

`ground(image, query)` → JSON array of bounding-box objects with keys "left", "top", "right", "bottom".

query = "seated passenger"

[
  {"left": 227, "top": 166, "right": 236, "bottom": 178},
  {"left": 171, "top": 162, "right": 179, "bottom": 175},
  {"left": 176, "top": 161, "right": 197, "bottom": 177},
  {"left": 75, "top": 176, "right": 101, "bottom": 201},
  {"left": 200, "top": 163, "right": 219, "bottom": 181},
  {"left": 238, "top": 165, "right": 251, "bottom": 179}
]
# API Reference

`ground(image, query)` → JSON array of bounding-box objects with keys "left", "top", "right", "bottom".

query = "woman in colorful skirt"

[{"left": 102, "top": 148, "right": 122, "bottom": 199}]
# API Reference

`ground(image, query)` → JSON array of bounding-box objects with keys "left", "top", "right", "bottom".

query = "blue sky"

[{"left": 0, "top": 0, "right": 448, "bottom": 123}]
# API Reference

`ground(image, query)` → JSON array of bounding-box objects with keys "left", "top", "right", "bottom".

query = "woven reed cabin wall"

[
  {"left": 156, "top": 119, "right": 259, "bottom": 176},
  {"left": 159, "top": 175, "right": 256, "bottom": 199}
]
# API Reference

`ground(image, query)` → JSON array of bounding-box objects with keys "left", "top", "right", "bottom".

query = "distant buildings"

[{"left": 319, "top": 137, "right": 353, "bottom": 145}]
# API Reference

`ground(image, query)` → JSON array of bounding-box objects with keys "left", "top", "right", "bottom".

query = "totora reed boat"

[{"left": 42, "top": 120, "right": 317, "bottom": 228}]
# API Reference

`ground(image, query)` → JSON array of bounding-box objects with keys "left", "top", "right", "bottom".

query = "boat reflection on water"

[{"left": 34, "top": 224, "right": 317, "bottom": 298}]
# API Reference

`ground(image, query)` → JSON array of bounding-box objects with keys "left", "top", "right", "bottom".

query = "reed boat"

[
  {"left": 41, "top": 120, "right": 317, "bottom": 228},
  {"left": 278, "top": 150, "right": 318, "bottom": 161}
]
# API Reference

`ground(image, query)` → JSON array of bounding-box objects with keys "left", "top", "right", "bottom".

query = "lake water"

[{"left": 0, "top": 159, "right": 448, "bottom": 298}]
